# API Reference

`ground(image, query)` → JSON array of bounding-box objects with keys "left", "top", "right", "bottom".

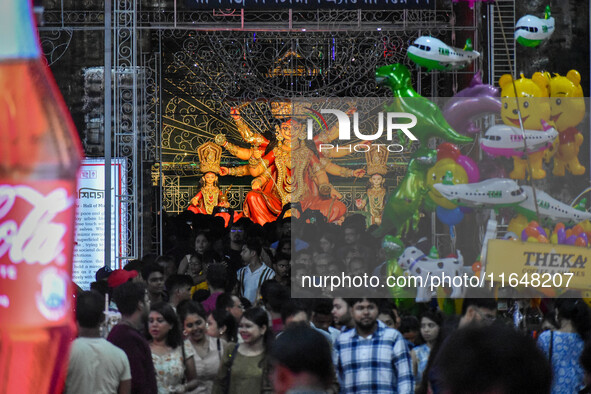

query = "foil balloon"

[
  {"left": 375, "top": 63, "right": 473, "bottom": 150},
  {"left": 382, "top": 235, "right": 405, "bottom": 260},
  {"left": 437, "top": 206, "right": 465, "bottom": 227},
  {"left": 436, "top": 205, "right": 465, "bottom": 239},
  {"left": 515, "top": 6, "right": 555, "bottom": 48},
  {"left": 406, "top": 37, "right": 480, "bottom": 72},
  {"left": 374, "top": 147, "right": 437, "bottom": 237},
  {"left": 456, "top": 155, "right": 480, "bottom": 183},
  {"left": 498, "top": 73, "right": 552, "bottom": 180},
  {"left": 427, "top": 159, "right": 469, "bottom": 209},
  {"left": 433, "top": 178, "right": 526, "bottom": 209},
  {"left": 546, "top": 70, "right": 586, "bottom": 176},
  {"left": 398, "top": 246, "right": 466, "bottom": 302},
  {"left": 442, "top": 71, "right": 501, "bottom": 135},
  {"left": 384, "top": 236, "right": 415, "bottom": 300}
]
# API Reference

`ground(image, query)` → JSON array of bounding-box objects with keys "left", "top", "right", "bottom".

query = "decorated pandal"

[
  {"left": 188, "top": 100, "right": 375, "bottom": 225},
  {"left": 175, "top": 3, "right": 591, "bottom": 305}
]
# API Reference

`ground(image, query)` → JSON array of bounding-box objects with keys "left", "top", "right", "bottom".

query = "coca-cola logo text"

[{"left": 0, "top": 185, "right": 73, "bottom": 265}]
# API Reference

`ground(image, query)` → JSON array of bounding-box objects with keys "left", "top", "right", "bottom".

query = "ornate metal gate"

[{"left": 39, "top": 1, "right": 480, "bottom": 259}]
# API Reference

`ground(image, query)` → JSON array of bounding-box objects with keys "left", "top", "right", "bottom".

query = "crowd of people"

[{"left": 65, "top": 211, "right": 591, "bottom": 394}]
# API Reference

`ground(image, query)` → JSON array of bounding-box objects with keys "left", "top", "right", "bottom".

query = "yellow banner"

[{"left": 486, "top": 239, "right": 591, "bottom": 291}]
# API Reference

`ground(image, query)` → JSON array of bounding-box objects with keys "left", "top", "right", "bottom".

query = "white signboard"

[{"left": 73, "top": 158, "right": 128, "bottom": 290}]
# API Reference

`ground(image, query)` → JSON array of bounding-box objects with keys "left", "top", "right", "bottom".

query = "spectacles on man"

[{"left": 474, "top": 307, "right": 496, "bottom": 323}]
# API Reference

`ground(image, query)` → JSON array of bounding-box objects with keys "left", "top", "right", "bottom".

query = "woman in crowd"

[
  {"left": 148, "top": 302, "right": 198, "bottom": 394},
  {"left": 538, "top": 294, "right": 591, "bottom": 394},
  {"left": 411, "top": 309, "right": 443, "bottom": 392},
  {"left": 214, "top": 307, "right": 274, "bottom": 394},
  {"left": 207, "top": 308, "right": 238, "bottom": 345},
  {"left": 317, "top": 232, "right": 337, "bottom": 256},
  {"left": 179, "top": 301, "right": 228, "bottom": 394},
  {"left": 178, "top": 232, "right": 219, "bottom": 281}
]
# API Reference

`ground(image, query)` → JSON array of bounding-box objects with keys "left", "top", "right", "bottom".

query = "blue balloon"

[{"left": 436, "top": 206, "right": 465, "bottom": 227}]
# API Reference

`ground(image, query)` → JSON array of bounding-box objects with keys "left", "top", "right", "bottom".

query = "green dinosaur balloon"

[
  {"left": 382, "top": 235, "right": 405, "bottom": 260},
  {"left": 374, "top": 147, "right": 436, "bottom": 237},
  {"left": 383, "top": 235, "right": 415, "bottom": 300},
  {"left": 375, "top": 63, "right": 473, "bottom": 149}
]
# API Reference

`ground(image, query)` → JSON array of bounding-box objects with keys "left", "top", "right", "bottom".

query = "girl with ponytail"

[{"left": 538, "top": 291, "right": 591, "bottom": 394}]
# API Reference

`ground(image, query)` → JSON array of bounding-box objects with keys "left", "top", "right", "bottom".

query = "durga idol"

[{"left": 216, "top": 101, "right": 364, "bottom": 225}]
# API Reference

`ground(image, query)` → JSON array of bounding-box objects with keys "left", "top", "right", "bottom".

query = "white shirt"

[
  {"left": 237, "top": 263, "right": 275, "bottom": 303},
  {"left": 65, "top": 337, "right": 131, "bottom": 394}
]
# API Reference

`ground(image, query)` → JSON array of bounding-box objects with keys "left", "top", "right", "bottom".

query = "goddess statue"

[
  {"left": 188, "top": 142, "right": 227, "bottom": 215},
  {"left": 356, "top": 145, "right": 389, "bottom": 226},
  {"left": 216, "top": 101, "right": 365, "bottom": 225}
]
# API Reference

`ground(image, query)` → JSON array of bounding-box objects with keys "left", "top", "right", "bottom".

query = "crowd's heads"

[
  {"left": 148, "top": 302, "right": 183, "bottom": 348},
  {"left": 342, "top": 214, "right": 365, "bottom": 245},
  {"left": 206, "top": 263, "right": 227, "bottom": 290},
  {"left": 123, "top": 259, "right": 143, "bottom": 275},
  {"left": 95, "top": 266, "right": 112, "bottom": 282},
  {"left": 193, "top": 231, "right": 211, "bottom": 255},
  {"left": 76, "top": 290, "right": 105, "bottom": 329},
  {"left": 459, "top": 289, "right": 498, "bottom": 328},
  {"left": 312, "top": 298, "right": 334, "bottom": 332},
  {"left": 277, "top": 218, "right": 292, "bottom": 239},
  {"left": 165, "top": 274, "right": 193, "bottom": 304},
  {"left": 540, "top": 312, "right": 558, "bottom": 332},
  {"left": 433, "top": 324, "right": 552, "bottom": 394},
  {"left": 314, "top": 253, "right": 333, "bottom": 275},
  {"left": 177, "top": 301, "right": 207, "bottom": 343},
  {"left": 332, "top": 297, "right": 353, "bottom": 328},
  {"left": 399, "top": 315, "right": 420, "bottom": 344},
  {"left": 216, "top": 293, "right": 244, "bottom": 321},
  {"left": 419, "top": 309, "right": 443, "bottom": 344},
  {"left": 377, "top": 307, "right": 397, "bottom": 329},
  {"left": 269, "top": 324, "right": 334, "bottom": 394},
  {"left": 240, "top": 307, "right": 274, "bottom": 348},
  {"left": 142, "top": 263, "right": 165, "bottom": 295},
  {"left": 281, "top": 300, "right": 310, "bottom": 327},
  {"left": 177, "top": 300, "right": 207, "bottom": 324},
  {"left": 346, "top": 298, "right": 380, "bottom": 331},
  {"left": 318, "top": 232, "right": 337, "bottom": 254},
  {"left": 343, "top": 226, "right": 360, "bottom": 246},
  {"left": 229, "top": 222, "right": 246, "bottom": 244},
  {"left": 274, "top": 253, "right": 291, "bottom": 279},
  {"left": 155, "top": 255, "right": 176, "bottom": 279},
  {"left": 208, "top": 308, "right": 238, "bottom": 343},
  {"left": 240, "top": 237, "right": 263, "bottom": 264},
  {"left": 276, "top": 238, "right": 292, "bottom": 257},
  {"left": 261, "top": 280, "right": 290, "bottom": 314},
  {"left": 112, "top": 281, "right": 148, "bottom": 317}
]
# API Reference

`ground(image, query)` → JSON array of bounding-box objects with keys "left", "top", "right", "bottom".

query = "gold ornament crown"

[
  {"left": 269, "top": 100, "right": 306, "bottom": 120},
  {"left": 198, "top": 142, "right": 222, "bottom": 174},
  {"left": 365, "top": 146, "right": 389, "bottom": 176},
  {"left": 270, "top": 101, "right": 294, "bottom": 119}
]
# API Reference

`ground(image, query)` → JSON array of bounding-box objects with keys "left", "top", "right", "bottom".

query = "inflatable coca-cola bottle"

[{"left": 0, "top": 1, "right": 83, "bottom": 393}]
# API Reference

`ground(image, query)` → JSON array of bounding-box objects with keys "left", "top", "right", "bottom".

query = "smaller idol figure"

[
  {"left": 188, "top": 142, "right": 229, "bottom": 215},
  {"left": 356, "top": 146, "right": 389, "bottom": 226}
]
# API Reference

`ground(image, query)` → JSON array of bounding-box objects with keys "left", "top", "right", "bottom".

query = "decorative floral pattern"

[
  {"left": 413, "top": 343, "right": 430, "bottom": 383},
  {"left": 538, "top": 330, "right": 585, "bottom": 394},
  {"left": 152, "top": 340, "right": 195, "bottom": 394}
]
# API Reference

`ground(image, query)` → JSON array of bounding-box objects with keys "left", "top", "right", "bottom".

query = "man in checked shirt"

[{"left": 334, "top": 297, "right": 414, "bottom": 393}]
